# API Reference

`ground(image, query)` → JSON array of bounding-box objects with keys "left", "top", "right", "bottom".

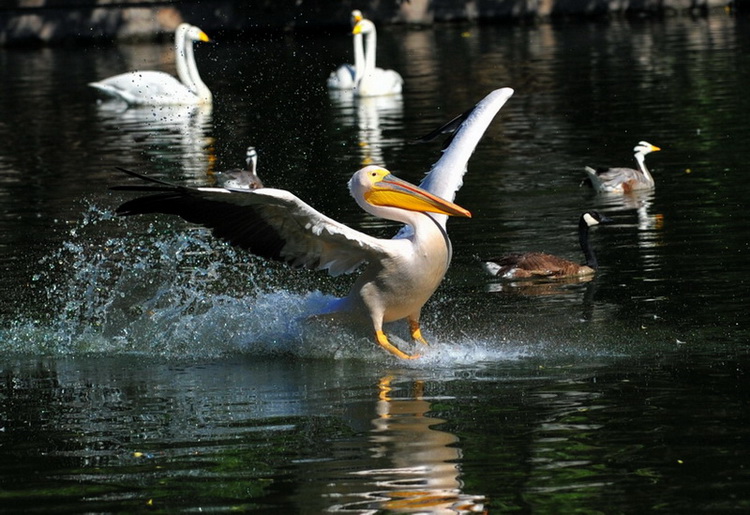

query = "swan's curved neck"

[
  {"left": 174, "top": 28, "right": 192, "bottom": 89},
  {"left": 579, "top": 218, "right": 598, "bottom": 269},
  {"left": 364, "top": 29, "right": 377, "bottom": 73},
  {"left": 635, "top": 152, "right": 654, "bottom": 185},
  {"left": 353, "top": 32, "right": 365, "bottom": 81},
  {"left": 176, "top": 30, "right": 211, "bottom": 103}
]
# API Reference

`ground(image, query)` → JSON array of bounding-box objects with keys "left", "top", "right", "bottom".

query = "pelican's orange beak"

[{"left": 366, "top": 173, "right": 471, "bottom": 218}]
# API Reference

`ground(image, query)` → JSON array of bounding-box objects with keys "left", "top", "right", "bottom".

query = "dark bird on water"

[
  {"left": 483, "top": 210, "right": 613, "bottom": 280},
  {"left": 215, "top": 146, "right": 264, "bottom": 190}
]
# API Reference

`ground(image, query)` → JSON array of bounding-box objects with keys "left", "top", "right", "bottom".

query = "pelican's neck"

[
  {"left": 634, "top": 152, "right": 654, "bottom": 186},
  {"left": 578, "top": 218, "right": 598, "bottom": 269},
  {"left": 364, "top": 29, "right": 377, "bottom": 74},
  {"left": 359, "top": 201, "right": 449, "bottom": 252},
  {"left": 353, "top": 32, "right": 365, "bottom": 81},
  {"left": 391, "top": 211, "right": 453, "bottom": 270}
]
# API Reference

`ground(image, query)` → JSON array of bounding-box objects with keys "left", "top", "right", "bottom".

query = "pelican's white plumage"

[
  {"left": 89, "top": 23, "right": 212, "bottom": 106},
  {"left": 584, "top": 141, "right": 661, "bottom": 193},
  {"left": 113, "top": 87, "right": 514, "bottom": 358},
  {"left": 351, "top": 18, "right": 403, "bottom": 97},
  {"left": 327, "top": 10, "right": 365, "bottom": 90}
]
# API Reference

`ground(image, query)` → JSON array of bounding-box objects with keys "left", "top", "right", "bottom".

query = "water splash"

[
  {"left": 0, "top": 205, "right": 605, "bottom": 363},
  {"left": 1, "top": 205, "right": 306, "bottom": 357}
]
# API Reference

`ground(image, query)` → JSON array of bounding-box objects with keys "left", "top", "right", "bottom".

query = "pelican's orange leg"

[{"left": 408, "top": 317, "right": 429, "bottom": 346}]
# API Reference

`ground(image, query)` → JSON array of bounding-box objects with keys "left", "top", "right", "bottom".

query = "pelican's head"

[
  {"left": 352, "top": 19, "right": 376, "bottom": 36},
  {"left": 349, "top": 166, "right": 471, "bottom": 218},
  {"left": 634, "top": 141, "right": 661, "bottom": 155},
  {"left": 351, "top": 10, "right": 364, "bottom": 26}
]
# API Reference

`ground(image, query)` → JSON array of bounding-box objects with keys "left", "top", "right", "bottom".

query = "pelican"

[
  {"left": 89, "top": 23, "right": 212, "bottom": 106},
  {"left": 112, "top": 87, "right": 514, "bottom": 359},
  {"left": 351, "top": 18, "right": 403, "bottom": 97},
  {"left": 583, "top": 141, "right": 661, "bottom": 193},
  {"left": 215, "top": 146, "right": 264, "bottom": 190},
  {"left": 483, "top": 211, "right": 613, "bottom": 279},
  {"left": 327, "top": 10, "right": 365, "bottom": 90}
]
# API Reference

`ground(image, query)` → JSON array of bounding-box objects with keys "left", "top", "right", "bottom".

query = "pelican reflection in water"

[
  {"left": 327, "top": 375, "right": 485, "bottom": 512},
  {"left": 113, "top": 88, "right": 514, "bottom": 359}
]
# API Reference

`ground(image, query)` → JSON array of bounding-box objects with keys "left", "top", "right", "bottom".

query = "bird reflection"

[
  {"left": 330, "top": 375, "right": 485, "bottom": 512},
  {"left": 330, "top": 91, "right": 404, "bottom": 166},
  {"left": 592, "top": 189, "right": 663, "bottom": 276},
  {"left": 486, "top": 274, "right": 594, "bottom": 295},
  {"left": 593, "top": 189, "right": 663, "bottom": 244},
  {"left": 95, "top": 102, "right": 215, "bottom": 176}
]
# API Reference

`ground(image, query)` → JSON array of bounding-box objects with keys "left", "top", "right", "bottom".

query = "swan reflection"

[
  {"left": 95, "top": 102, "right": 215, "bottom": 176},
  {"left": 330, "top": 91, "right": 404, "bottom": 166},
  {"left": 329, "top": 375, "right": 484, "bottom": 512}
]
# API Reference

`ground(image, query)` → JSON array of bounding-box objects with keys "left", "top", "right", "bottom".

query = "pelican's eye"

[{"left": 365, "top": 168, "right": 389, "bottom": 185}]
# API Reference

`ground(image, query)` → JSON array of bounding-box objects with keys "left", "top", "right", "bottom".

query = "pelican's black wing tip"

[{"left": 409, "top": 106, "right": 474, "bottom": 148}]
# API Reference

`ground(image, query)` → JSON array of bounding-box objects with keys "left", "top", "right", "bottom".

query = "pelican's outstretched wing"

[
  {"left": 416, "top": 87, "right": 514, "bottom": 229},
  {"left": 113, "top": 168, "right": 387, "bottom": 276}
]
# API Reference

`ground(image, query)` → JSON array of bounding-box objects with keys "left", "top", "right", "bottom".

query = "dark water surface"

[{"left": 1, "top": 14, "right": 749, "bottom": 513}]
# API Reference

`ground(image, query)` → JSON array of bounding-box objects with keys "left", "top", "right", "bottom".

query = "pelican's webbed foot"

[{"left": 375, "top": 331, "right": 421, "bottom": 360}]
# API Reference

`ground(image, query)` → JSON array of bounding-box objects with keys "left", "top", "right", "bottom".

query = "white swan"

[
  {"left": 352, "top": 18, "right": 403, "bottom": 97},
  {"left": 89, "top": 23, "right": 212, "bottom": 106},
  {"left": 327, "top": 10, "right": 365, "bottom": 90}
]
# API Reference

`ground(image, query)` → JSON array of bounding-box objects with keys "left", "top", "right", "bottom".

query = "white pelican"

[
  {"left": 327, "top": 10, "right": 365, "bottom": 90},
  {"left": 89, "top": 23, "right": 212, "bottom": 106},
  {"left": 483, "top": 211, "right": 613, "bottom": 279},
  {"left": 215, "top": 146, "right": 264, "bottom": 190},
  {"left": 112, "top": 87, "right": 514, "bottom": 359},
  {"left": 351, "top": 18, "right": 403, "bottom": 97},
  {"left": 583, "top": 141, "right": 661, "bottom": 193}
]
